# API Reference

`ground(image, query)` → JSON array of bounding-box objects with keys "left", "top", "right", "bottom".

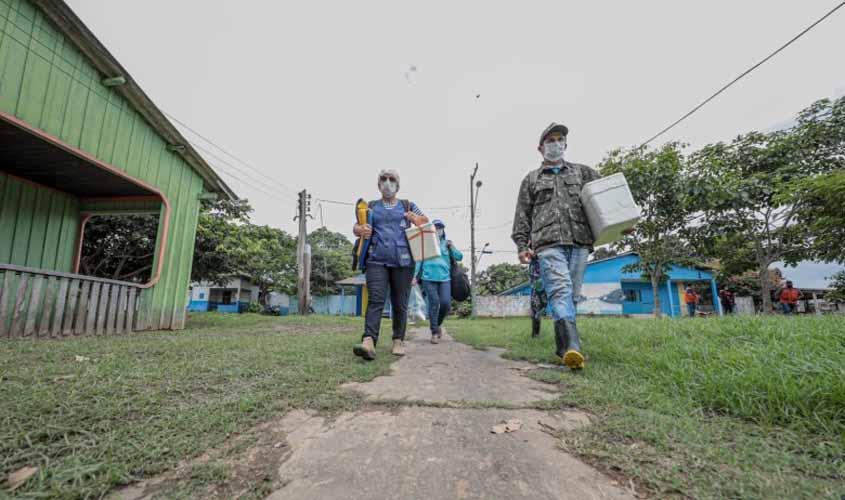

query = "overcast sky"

[{"left": 67, "top": 0, "right": 844, "bottom": 286}]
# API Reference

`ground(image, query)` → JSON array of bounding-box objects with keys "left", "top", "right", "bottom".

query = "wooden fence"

[{"left": 0, "top": 264, "right": 146, "bottom": 339}]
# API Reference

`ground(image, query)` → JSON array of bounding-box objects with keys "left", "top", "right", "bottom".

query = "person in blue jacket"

[
  {"left": 352, "top": 169, "right": 428, "bottom": 360},
  {"left": 414, "top": 220, "right": 463, "bottom": 344}
]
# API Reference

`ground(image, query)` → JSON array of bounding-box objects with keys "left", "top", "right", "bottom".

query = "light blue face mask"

[
  {"left": 379, "top": 180, "right": 398, "bottom": 197},
  {"left": 437, "top": 229, "right": 445, "bottom": 240}
]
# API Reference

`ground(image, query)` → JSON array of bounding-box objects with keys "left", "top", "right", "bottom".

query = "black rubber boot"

[
  {"left": 531, "top": 318, "right": 541, "bottom": 338},
  {"left": 553, "top": 320, "right": 568, "bottom": 358},
  {"left": 562, "top": 320, "right": 585, "bottom": 371}
]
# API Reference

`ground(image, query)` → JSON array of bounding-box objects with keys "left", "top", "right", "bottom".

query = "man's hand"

[
  {"left": 518, "top": 249, "right": 535, "bottom": 264},
  {"left": 354, "top": 223, "right": 373, "bottom": 239}
]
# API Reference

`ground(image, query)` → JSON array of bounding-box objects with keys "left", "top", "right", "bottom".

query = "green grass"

[
  {"left": 450, "top": 315, "right": 845, "bottom": 499},
  {"left": 0, "top": 313, "right": 390, "bottom": 499},
  {"left": 5, "top": 312, "right": 845, "bottom": 499}
]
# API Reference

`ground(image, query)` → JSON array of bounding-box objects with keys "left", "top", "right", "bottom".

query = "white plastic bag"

[{"left": 408, "top": 283, "right": 427, "bottom": 322}]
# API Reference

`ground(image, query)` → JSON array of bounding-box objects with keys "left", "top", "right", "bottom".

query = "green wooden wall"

[
  {"left": 0, "top": 0, "right": 206, "bottom": 330},
  {"left": 0, "top": 172, "right": 79, "bottom": 270}
]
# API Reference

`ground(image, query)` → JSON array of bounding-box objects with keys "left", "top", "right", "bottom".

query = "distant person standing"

[
  {"left": 719, "top": 288, "right": 736, "bottom": 315},
  {"left": 684, "top": 285, "right": 699, "bottom": 317},
  {"left": 777, "top": 280, "right": 801, "bottom": 315}
]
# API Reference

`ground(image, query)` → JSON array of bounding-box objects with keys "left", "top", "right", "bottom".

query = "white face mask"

[
  {"left": 379, "top": 180, "right": 398, "bottom": 197},
  {"left": 542, "top": 140, "right": 565, "bottom": 162}
]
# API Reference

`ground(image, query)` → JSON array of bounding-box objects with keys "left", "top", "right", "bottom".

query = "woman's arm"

[{"left": 405, "top": 202, "right": 429, "bottom": 226}]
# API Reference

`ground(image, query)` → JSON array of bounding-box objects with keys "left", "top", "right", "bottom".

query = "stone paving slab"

[
  {"left": 342, "top": 329, "right": 559, "bottom": 406},
  {"left": 268, "top": 407, "right": 634, "bottom": 500}
]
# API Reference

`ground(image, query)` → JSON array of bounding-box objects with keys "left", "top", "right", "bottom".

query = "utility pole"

[
  {"left": 469, "top": 163, "right": 482, "bottom": 317},
  {"left": 295, "top": 189, "right": 312, "bottom": 315}
]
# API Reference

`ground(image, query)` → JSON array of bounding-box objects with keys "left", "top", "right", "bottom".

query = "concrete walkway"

[{"left": 267, "top": 329, "right": 635, "bottom": 500}]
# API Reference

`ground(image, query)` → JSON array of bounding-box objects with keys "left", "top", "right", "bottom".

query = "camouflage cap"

[{"left": 539, "top": 122, "right": 569, "bottom": 146}]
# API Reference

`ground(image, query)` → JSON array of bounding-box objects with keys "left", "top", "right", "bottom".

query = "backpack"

[{"left": 447, "top": 242, "right": 471, "bottom": 302}]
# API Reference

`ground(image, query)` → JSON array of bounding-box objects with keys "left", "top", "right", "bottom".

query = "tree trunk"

[
  {"left": 651, "top": 275, "right": 662, "bottom": 318},
  {"left": 759, "top": 262, "right": 773, "bottom": 313}
]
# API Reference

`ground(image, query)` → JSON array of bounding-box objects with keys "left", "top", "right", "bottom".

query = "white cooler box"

[
  {"left": 405, "top": 222, "right": 441, "bottom": 262},
  {"left": 580, "top": 172, "right": 641, "bottom": 246}
]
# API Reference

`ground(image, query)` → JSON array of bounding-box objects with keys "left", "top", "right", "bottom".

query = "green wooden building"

[{"left": 0, "top": 0, "right": 236, "bottom": 338}]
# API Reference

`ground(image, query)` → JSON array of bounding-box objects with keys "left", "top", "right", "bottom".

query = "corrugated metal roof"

[{"left": 31, "top": 0, "right": 237, "bottom": 200}]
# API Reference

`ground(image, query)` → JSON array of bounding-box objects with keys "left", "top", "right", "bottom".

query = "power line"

[
  {"left": 459, "top": 248, "right": 519, "bottom": 254},
  {"left": 0, "top": 11, "right": 300, "bottom": 203},
  {"left": 316, "top": 198, "right": 355, "bottom": 206},
  {"left": 207, "top": 160, "right": 292, "bottom": 203},
  {"left": 188, "top": 140, "right": 296, "bottom": 203},
  {"left": 640, "top": 1, "right": 845, "bottom": 147},
  {"left": 477, "top": 220, "right": 513, "bottom": 231},
  {"left": 0, "top": 12, "right": 300, "bottom": 208},
  {"left": 164, "top": 112, "right": 299, "bottom": 197},
  {"left": 317, "top": 199, "right": 471, "bottom": 211}
]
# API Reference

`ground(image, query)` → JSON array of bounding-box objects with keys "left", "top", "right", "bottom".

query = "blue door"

[
  {"left": 640, "top": 287, "right": 654, "bottom": 307},
  {"left": 622, "top": 283, "right": 654, "bottom": 314}
]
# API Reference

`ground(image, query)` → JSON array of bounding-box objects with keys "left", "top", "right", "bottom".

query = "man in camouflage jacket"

[{"left": 511, "top": 123, "right": 600, "bottom": 370}]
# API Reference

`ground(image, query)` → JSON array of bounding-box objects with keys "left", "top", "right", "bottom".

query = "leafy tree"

[
  {"left": 192, "top": 198, "right": 253, "bottom": 284},
  {"left": 223, "top": 224, "right": 297, "bottom": 303},
  {"left": 717, "top": 267, "right": 784, "bottom": 309},
  {"left": 689, "top": 97, "right": 845, "bottom": 312},
  {"left": 476, "top": 263, "right": 527, "bottom": 295},
  {"left": 827, "top": 270, "right": 845, "bottom": 303},
  {"left": 590, "top": 246, "right": 618, "bottom": 261},
  {"left": 80, "top": 214, "right": 158, "bottom": 282},
  {"left": 790, "top": 169, "right": 845, "bottom": 263},
  {"left": 192, "top": 198, "right": 298, "bottom": 303},
  {"left": 308, "top": 227, "right": 355, "bottom": 296},
  {"left": 598, "top": 142, "right": 695, "bottom": 318}
]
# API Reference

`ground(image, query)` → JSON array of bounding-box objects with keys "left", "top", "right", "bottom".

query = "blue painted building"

[
  {"left": 500, "top": 252, "right": 721, "bottom": 318},
  {"left": 187, "top": 276, "right": 260, "bottom": 313}
]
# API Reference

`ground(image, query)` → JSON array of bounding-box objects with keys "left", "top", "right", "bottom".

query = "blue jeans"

[
  {"left": 536, "top": 246, "right": 589, "bottom": 322},
  {"left": 781, "top": 303, "right": 796, "bottom": 314},
  {"left": 422, "top": 280, "right": 451, "bottom": 333},
  {"left": 687, "top": 303, "right": 697, "bottom": 317}
]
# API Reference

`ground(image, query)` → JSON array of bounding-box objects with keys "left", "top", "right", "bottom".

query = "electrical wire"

[
  {"left": 188, "top": 140, "right": 296, "bottom": 203},
  {"left": 317, "top": 199, "right": 471, "bottom": 212},
  {"left": 204, "top": 158, "right": 292, "bottom": 202},
  {"left": 477, "top": 220, "right": 514, "bottom": 231},
  {"left": 640, "top": 1, "right": 845, "bottom": 147},
  {"left": 164, "top": 112, "right": 299, "bottom": 197},
  {"left": 0, "top": 9, "right": 302, "bottom": 206},
  {"left": 316, "top": 198, "right": 355, "bottom": 206}
]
